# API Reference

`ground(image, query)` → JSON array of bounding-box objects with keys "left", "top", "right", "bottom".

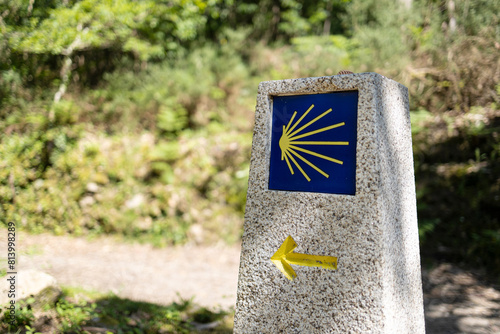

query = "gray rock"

[
  {"left": 86, "top": 182, "right": 100, "bottom": 193},
  {"left": 0, "top": 270, "right": 61, "bottom": 307}
]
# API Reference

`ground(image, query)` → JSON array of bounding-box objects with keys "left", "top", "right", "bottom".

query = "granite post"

[{"left": 234, "top": 73, "right": 425, "bottom": 333}]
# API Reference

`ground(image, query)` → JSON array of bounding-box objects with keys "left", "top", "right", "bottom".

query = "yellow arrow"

[{"left": 270, "top": 235, "right": 338, "bottom": 281}]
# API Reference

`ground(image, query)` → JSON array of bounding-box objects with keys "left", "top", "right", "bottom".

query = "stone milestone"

[{"left": 234, "top": 73, "right": 425, "bottom": 333}]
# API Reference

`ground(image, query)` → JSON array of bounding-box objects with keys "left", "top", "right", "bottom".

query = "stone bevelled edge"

[{"left": 373, "top": 75, "right": 425, "bottom": 333}]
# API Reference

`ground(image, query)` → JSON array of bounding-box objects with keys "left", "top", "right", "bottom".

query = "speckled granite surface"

[{"left": 234, "top": 73, "right": 425, "bottom": 333}]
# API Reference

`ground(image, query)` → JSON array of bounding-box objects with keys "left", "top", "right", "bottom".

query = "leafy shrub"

[
  {"left": 1, "top": 286, "right": 233, "bottom": 333},
  {"left": 1, "top": 29, "right": 257, "bottom": 246},
  {"left": 56, "top": 299, "right": 97, "bottom": 332},
  {"left": 0, "top": 299, "right": 36, "bottom": 331},
  {"left": 1, "top": 123, "right": 250, "bottom": 245},
  {"left": 1, "top": 0, "right": 499, "bottom": 278},
  {"left": 84, "top": 30, "right": 255, "bottom": 135},
  {"left": 412, "top": 104, "right": 500, "bottom": 273}
]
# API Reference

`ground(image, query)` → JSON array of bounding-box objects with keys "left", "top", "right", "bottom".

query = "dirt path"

[
  {"left": 5, "top": 233, "right": 500, "bottom": 333},
  {"left": 423, "top": 264, "right": 500, "bottom": 334},
  {"left": 14, "top": 233, "right": 241, "bottom": 310}
]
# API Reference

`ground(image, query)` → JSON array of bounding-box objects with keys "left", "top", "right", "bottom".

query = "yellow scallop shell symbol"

[{"left": 279, "top": 104, "right": 349, "bottom": 182}]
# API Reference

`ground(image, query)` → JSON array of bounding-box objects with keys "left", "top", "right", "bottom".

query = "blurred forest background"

[{"left": 0, "top": 0, "right": 499, "bottom": 277}]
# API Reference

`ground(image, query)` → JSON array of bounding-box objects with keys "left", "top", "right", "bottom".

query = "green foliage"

[
  {"left": 0, "top": 299, "right": 36, "bottom": 331},
  {"left": 86, "top": 29, "right": 254, "bottom": 134},
  {"left": 290, "top": 35, "right": 355, "bottom": 75},
  {"left": 410, "top": 109, "right": 433, "bottom": 135},
  {"left": 1, "top": 127, "right": 250, "bottom": 244},
  {"left": 56, "top": 299, "right": 97, "bottom": 332},
  {"left": 1, "top": 0, "right": 499, "bottom": 276},
  {"left": 0, "top": 0, "right": 217, "bottom": 113},
  {"left": 0, "top": 286, "right": 233, "bottom": 333},
  {"left": 205, "top": 0, "right": 350, "bottom": 42},
  {"left": 5, "top": 0, "right": 210, "bottom": 59},
  {"left": 1, "top": 29, "right": 256, "bottom": 245},
  {"left": 412, "top": 104, "right": 500, "bottom": 272}
]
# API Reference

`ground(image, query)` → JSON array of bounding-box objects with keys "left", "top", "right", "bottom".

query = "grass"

[{"left": 0, "top": 286, "right": 234, "bottom": 333}]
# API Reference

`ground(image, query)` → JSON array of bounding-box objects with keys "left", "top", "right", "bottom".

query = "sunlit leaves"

[{"left": 6, "top": 0, "right": 212, "bottom": 60}]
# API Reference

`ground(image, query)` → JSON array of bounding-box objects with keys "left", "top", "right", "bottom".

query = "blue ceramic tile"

[{"left": 269, "top": 91, "right": 358, "bottom": 195}]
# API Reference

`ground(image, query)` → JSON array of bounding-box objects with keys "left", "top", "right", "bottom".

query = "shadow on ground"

[
  {"left": 423, "top": 263, "right": 500, "bottom": 334},
  {"left": 2, "top": 290, "right": 233, "bottom": 334}
]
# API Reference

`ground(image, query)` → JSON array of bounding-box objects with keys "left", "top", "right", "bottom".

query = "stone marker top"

[
  {"left": 235, "top": 72, "right": 424, "bottom": 333},
  {"left": 249, "top": 73, "right": 413, "bottom": 196}
]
